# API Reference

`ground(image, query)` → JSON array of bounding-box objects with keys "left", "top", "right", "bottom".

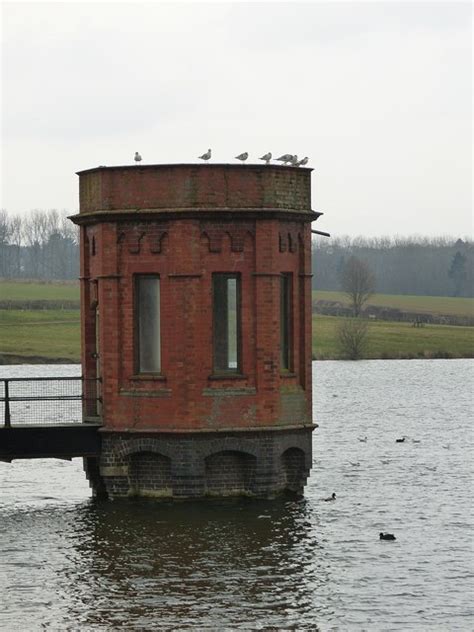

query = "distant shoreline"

[
  {"left": 0, "top": 354, "right": 80, "bottom": 365},
  {"left": 1, "top": 353, "right": 471, "bottom": 366}
]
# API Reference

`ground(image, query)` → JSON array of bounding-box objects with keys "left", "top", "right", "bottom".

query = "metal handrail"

[{"left": 0, "top": 376, "right": 101, "bottom": 428}]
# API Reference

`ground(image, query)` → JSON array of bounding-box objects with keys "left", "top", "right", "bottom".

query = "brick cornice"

[{"left": 69, "top": 207, "right": 321, "bottom": 225}]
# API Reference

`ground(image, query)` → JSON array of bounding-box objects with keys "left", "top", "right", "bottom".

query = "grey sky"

[{"left": 1, "top": 1, "right": 472, "bottom": 238}]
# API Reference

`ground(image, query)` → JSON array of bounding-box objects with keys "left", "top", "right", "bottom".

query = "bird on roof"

[
  {"left": 134, "top": 152, "right": 142, "bottom": 164},
  {"left": 199, "top": 148, "right": 212, "bottom": 161},
  {"left": 259, "top": 152, "right": 272, "bottom": 165},
  {"left": 290, "top": 154, "right": 299, "bottom": 166},
  {"left": 276, "top": 154, "right": 293, "bottom": 165},
  {"left": 235, "top": 152, "right": 249, "bottom": 163},
  {"left": 296, "top": 156, "right": 309, "bottom": 167}
]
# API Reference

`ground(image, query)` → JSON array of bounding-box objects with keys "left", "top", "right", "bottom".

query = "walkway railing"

[{"left": 0, "top": 377, "right": 101, "bottom": 427}]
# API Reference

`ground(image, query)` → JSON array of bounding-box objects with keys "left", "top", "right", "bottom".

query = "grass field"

[
  {"left": 313, "top": 290, "right": 474, "bottom": 317},
  {"left": 312, "top": 315, "right": 474, "bottom": 360},
  {"left": 0, "top": 280, "right": 79, "bottom": 301},
  {"left": 0, "top": 308, "right": 472, "bottom": 363},
  {"left": 0, "top": 310, "right": 80, "bottom": 362}
]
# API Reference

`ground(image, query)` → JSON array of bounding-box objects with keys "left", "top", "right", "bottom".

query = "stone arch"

[
  {"left": 128, "top": 450, "right": 173, "bottom": 498},
  {"left": 281, "top": 447, "right": 306, "bottom": 493},
  {"left": 113, "top": 438, "right": 176, "bottom": 462},
  {"left": 204, "top": 450, "right": 257, "bottom": 496}
]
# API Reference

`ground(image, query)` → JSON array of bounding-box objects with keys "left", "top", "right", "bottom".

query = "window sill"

[
  {"left": 208, "top": 373, "right": 248, "bottom": 381},
  {"left": 129, "top": 374, "right": 167, "bottom": 381}
]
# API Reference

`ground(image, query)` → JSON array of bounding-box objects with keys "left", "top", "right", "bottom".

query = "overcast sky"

[{"left": 1, "top": 1, "right": 472, "bottom": 238}]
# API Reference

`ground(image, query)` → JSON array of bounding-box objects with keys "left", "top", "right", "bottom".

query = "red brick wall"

[
  {"left": 77, "top": 164, "right": 311, "bottom": 213},
  {"left": 74, "top": 165, "right": 316, "bottom": 433}
]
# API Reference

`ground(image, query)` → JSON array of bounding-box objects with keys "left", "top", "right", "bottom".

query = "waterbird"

[
  {"left": 380, "top": 459, "right": 391, "bottom": 465},
  {"left": 349, "top": 462, "right": 360, "bottom": 467},
  {"left": 235, "top": 152, "right": 248, "bottom": 163},
  {"left": 199, "top": 148, "right": 212, "bottom": 161},
  {"left": 296, "top": 156, "right": 309, "bottom": 167},
  {"left": 259, "top": 152, "right": 272, "bottom": 164},
  {"left": 134, "top": 152, "right": 142, "bottom": 164},
  {"left": 380, "top": 532, "right": 396, "bottom": 541},
  {"left": 358, "top": 436, "right": 368, "bottom": 443},
  {"left": 276, "top": 153, "right": 293, "bottom": 165},
  {"left": 323, "top": 493, "right": 336, "bottom": 502},
  {"left": 396, "top": 437, "right": 406, "bottom": 443},
  {"left": 411, "top": 439, "right": 421, "bottom": 443}
]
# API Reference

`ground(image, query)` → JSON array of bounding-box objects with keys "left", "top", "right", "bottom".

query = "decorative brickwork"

[{"left": 72, "top": 164, "right": 319, "bottom": 500}]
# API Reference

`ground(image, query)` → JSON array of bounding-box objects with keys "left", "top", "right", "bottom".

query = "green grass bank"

[{"left": 0, "top": 309, "right": 472, "bottom": 364}]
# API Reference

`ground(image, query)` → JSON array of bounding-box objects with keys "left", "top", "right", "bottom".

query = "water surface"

[{"left": 0, "top": 360, "right": 472, "bottom": 630}]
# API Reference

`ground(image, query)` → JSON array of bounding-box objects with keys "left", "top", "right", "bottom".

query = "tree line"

[
  {"left": 0, "top": 209, "right": 79, "bottom": 280},
  {"left": 312, "top": 235, "right": 474, "bottom": 298},
  {"left": 0, "top": 210, "right": 472, "bottom": 298}
]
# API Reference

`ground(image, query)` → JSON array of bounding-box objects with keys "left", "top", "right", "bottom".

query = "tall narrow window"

[
  {"left": 213, "top": 274, "right": 241, "bottom": 373},
  {"left": 280, "top": 273, "right": 292, "bottom": 371},
  {"left": 136, "top": 275, "right": 161, "bottom": 373}
]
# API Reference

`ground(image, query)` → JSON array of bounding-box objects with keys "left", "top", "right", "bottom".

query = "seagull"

[
  {"left": 199, "top": 148, "right": 212, "bottom": 161},
  {"left": 380, "top": 532, "right": 396, "bottom": 541},
  {"left": 235, "top": 152, "right": 249, "bottom": 163},
  {"left": 358, "top": 436, "right": 368, "bottom": 443},
  {"left": 323, "top": 492, "right": 336, "bottom": 502},
  {"left": 259, "top": 152, "right": 272, "bottom": 164},
  {"left": 134, "top": 152, "right": 142, "bottom": 164},
  {"left": 296, "top": 156, "right": 309, "bottom": 167},
  {"left": 276, "top": 154, "right": 293, "bottom": 165}
]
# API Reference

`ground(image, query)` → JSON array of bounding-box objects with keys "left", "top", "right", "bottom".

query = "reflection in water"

[
  {"left": 73, "top": 499, "right": 327, "bottom": 630},
  {"left": 3, "top": 497, "right": 326, "bottom": 630}
]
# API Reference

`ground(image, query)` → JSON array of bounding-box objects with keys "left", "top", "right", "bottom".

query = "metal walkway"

[{"left": 0, "top": 377, "right": 101, "bottom": 461}]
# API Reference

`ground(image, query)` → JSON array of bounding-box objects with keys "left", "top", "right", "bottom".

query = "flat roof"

[{"left": 76, "top": 163, "right": 313, "bottom": 176}]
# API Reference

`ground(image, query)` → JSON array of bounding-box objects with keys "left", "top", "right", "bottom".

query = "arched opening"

[
  {"left": 128, "top": 451, "right": 172, "bottom": 498},
  {"left": 281, "top": 447, "right": 306, "bottom": 493},
  {"left": 205, "top": 450, "right": 256, "bottom": 496}
]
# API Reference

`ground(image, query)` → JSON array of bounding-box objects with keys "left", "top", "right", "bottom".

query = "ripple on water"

[{"left": 0, "top": 360, "right": 473, "bottom": 630}]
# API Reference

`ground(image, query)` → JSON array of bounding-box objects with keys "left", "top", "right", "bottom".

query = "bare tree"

[
  {"left": 339, "top": 256, "right": 375, "bottom": 316},
  {"left": 336, "top": 318, "right": 369, "bottom": 360}
]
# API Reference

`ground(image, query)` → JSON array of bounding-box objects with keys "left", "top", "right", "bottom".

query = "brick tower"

[{"left": 72, "top": 163, "right": 320, "bottom": 499}]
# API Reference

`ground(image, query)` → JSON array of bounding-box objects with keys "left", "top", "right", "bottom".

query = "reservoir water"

[{"left": 1, "top": 360, "right": 473, "bottom": 631}]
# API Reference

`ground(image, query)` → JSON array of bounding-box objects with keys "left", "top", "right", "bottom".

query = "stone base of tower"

[{"left": 84, "top": 427, "right": 314, "bottom": 500}]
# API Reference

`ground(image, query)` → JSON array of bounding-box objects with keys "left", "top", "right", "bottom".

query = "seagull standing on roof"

[
  {"left": 134, "top": 152, "right": 142, "bottom": 165},
  {"left": 199, "top": 148, "right": 212, "bottom": 162},
  {"left": 290, "top": 154, "right": 299, "bottom": 166},
  {"left": 296, "top": 156, "right": 309, "bottom": 167},
  {"left": 276, "top": 154, "right": 293, "bottom": 165},
  {"left": 235, "top": 152, "right": 248, "bottom": 163},
  {"left": 259, "top": 152, "right": 272, "bottom": 165}
]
